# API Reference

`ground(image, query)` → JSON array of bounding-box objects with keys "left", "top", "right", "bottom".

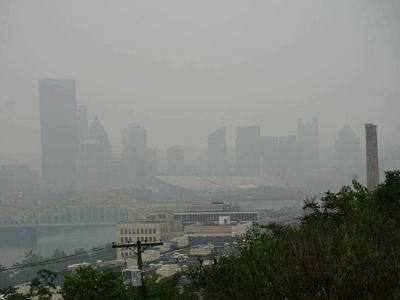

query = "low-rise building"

[
  {"left": 116, "top": 211, "right": 182, "bottom": 259},
  {"left": 183, "top": 218, "right": 251, "bottom": 247},
  {"left": 174, "top": 211, "right": 259, "bottom": 225},
  {"left": 184, "top": 220, "right": 251, "bottom": 237},
  {"left": 123, "top": 250, "right": 161, "bottom": 265},
  {"left": 156, "top": 264, "right": 181, "bottom": 278},
  {"left": 189, "top": 244, "right": 214, "bottom": 256}
]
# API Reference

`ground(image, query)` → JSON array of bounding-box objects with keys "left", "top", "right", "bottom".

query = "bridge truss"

[{"left": 0, "top": 192, "right": 152, "bottom": 228}]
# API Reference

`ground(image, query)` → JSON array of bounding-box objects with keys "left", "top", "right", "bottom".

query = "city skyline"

[{"left": 1, "top": 1, "right": 400, "bottom": 155}]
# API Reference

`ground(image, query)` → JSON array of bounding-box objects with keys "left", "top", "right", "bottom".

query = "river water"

[
  {"left": 0, "top": 226, "right": 116, "bottom": 266},
  {"left": 0, "top": 199, "right": 303, "bottom": 266}
]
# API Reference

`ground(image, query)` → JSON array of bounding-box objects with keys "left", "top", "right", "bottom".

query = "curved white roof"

[{"left": 154, "top": 176, "right": 283, "bottom": 191}]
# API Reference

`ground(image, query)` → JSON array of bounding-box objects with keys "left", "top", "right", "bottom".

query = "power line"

[
  {"left": 0, "top": 244, "right": 116, "bottom": 272},
  {"left": 113, "top": 241, "right": 163, "bottom": 300}
]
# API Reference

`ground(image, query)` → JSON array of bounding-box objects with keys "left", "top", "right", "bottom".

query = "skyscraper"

[
  {"left": 207, "top": 127, "right": 227, "bottom": 176},
  {"left": 297, "top": 118, "right": 320, "bottom": 172},
  {"left": 79, "top": 116, "right": 112, "bottom": 191},
  {"left": 235, "top": 126, "right": 261, "bottom": 176},
  {"left": 39, "top": 79, "right": 78, "bottom": 192},
  {"left": 167, "top": 146, "right": 185, "bottom": 175},
  {"left": 334, "top": 124, "right": 362, "bottom": 178},
  {"left": 277, "top": 135, "right": 298, "bottom": 183},
  {"left": 259, "top": 136, "right": 279, "bottom": 176},
  {"left": 120, "top": 123, "right": 157, "bottom": 186},
  {"left": 121, "top": 123, "right": 148, "bottom": 159},
  {"left": 77, "top": 105, "right": 89, "bottom": 144},
  {"left": 365, "top": 123, "right": 380, "bottom": 190}
]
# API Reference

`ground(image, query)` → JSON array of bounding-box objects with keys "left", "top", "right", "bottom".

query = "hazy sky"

[{"left": 0, "top": 0, "right": 399, "bottom": 158}]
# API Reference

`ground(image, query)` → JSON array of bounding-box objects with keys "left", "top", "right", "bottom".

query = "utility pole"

[{"left": 112, "top": 241, "right": 163, "bottom": 300}]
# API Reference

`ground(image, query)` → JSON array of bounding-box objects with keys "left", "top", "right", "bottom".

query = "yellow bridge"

[{"left": 0, "top": 192, "right": 153, "bottom": 228}]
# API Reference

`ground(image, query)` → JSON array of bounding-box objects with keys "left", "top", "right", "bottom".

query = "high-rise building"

[
  {"left": 297, "top": 118, "right": 320, "bottom": 172},
  {"left": 79, "top": 116, "right": 112, "bottom": 191},
  {"left": 77, "top": 105, "right": 89, "bottom": 144},
  {"left": 277, "top": 136, "right": 298, "bottom": 183},
  {"left": 365, "top": 123, "right": 380, "bottom": 190},
  {"left": 167, "top": 146, "right": 185, "bottom": 175},
  {"left": 259, "top": 136, "right": 279, "bottom": 176},
  {"left": 120, "top": 123, "right": 157, "bottom": 186},
  {"left": 121, "top": 123, "right": 147, "bottom": 159},
  {"left": 39, "top": 79, "right": 78, "bottom": 192},
  {"left": 235, "top": 126, "right": 261, "bottom": 176},
  {"left": 207, "top": 127, "right": 227, "bottom": 176},
  {"left": 334, "top": 124, "right": 362, "bottom": 180}
]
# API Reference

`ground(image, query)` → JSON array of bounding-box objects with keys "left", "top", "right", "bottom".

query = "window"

[
  {"left": 137, "top": 229, "right": 140, "bottom": 234},
  {"left": 141, "top": 237, "right": 144, "bottom": 242},
  {"left": 145, "top": 229, "right": 148, "bottom": 234},
  {"left": 120, "top": 229, "right": 123, "bottom": 234},
  {"left": 141, "top": 229, "right": 144, "bottom": 234},
  {"left": 153, "top": 229, "right": 156, "bottom": 234},
  {"left": 120, "top": 237, "right": 123, "bottom": 242},
  {"left": 124, "top": 229, "right": 128, "bottom": 234}
]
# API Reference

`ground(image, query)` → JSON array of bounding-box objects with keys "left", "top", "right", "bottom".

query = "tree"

[
  {"left": 61, "top": 266, "right": 134, "bottom": 300},
  {"left": 29, "top": 269, "right": 57, "bottom": 300},
  {"left": 185, "top": 172, "right": 400, "bottom": 299},
  {"left": 145, "top": 273, "right": 188, "bottom": 300},
  {"left": 0, "top": 287, "right": 30, "bottom": 300}
]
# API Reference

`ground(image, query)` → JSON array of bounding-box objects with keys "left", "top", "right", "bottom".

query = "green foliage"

[
  {"left": 185, "top": 171, "right": 400, "bottom": 299},
  {"left": 0, "top": 244, "right": 116, "bottom": 288},
  {"left": 29, "top": 269, "right": 57, "bottom": 300},
  {"left": 144, "top": 273, "right": 189, "bottom": 300},
  {"left": 0, "top": 287, "right": 30, "bottom": 300},
  {"left": 61, "top": 266, "right": 134, "bottom": 300}
]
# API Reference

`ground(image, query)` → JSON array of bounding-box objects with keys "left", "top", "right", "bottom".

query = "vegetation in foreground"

[
  {"left": 2, "top": 171, "right": 400, "bottom": 299},
  {"left": 188, "top": 171, "right": 400, "bottom": 299}
]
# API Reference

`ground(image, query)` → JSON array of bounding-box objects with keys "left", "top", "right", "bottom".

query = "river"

[{"left": 0, "top": 226, "right": 116, "bottom": 266}]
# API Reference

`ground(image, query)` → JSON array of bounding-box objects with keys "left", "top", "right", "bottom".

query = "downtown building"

[
  {"left": 120, "top": 123, "right": 157, "bottom": 187},
  {"left": 167, "top": 146, "right": 185, "bottom": 175},
  {"left": 235, "top": 126, "right": 261, "bottom": 176},
  {"left": 78, "top": 116, "right": 112, "bottom": 191},
  {"left": 333, "top": 124, "right": 362, "bottom": 186},
  {"left": 39, "top": 79, "right": 78, "bottom": 192},
  {"left": 207, "top": 127, "right": 228, "bottom": 176},
  {"left": 297, "top": 118, "right": 320, "bottom": 173}
]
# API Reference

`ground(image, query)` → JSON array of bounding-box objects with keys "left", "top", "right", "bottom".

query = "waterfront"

[
  {"left": 0, "top": 226, "right": 115, "bottom": 266},
  {"left": 0, "top": 199, "right": 303, "bottom": 266}
]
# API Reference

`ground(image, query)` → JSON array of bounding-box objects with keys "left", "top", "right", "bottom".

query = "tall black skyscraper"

[{"left": 39, "top": 79, "right": 78, "bottom": 192}]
